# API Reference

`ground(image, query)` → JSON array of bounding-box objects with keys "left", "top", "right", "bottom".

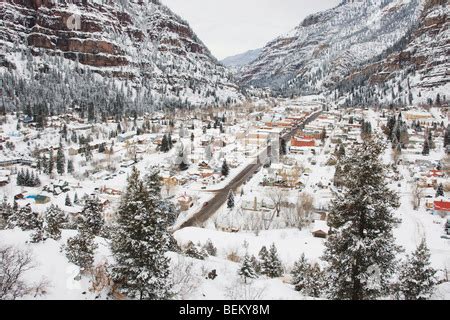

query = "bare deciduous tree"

[
  {"left": 0, "top": 245, "right": 48, "bottom": 300},
  {"left": 170, "top": 256, "right": 200, "bottom": 300},
  {"left": 225, "top": 278, "right": 266, "bottom": 300},
  {"left": 265, "top": 188, "right": 288, "bottom": 219},
  {"left": 411, "top": 182, "right": 424, "bottom": 211},
  {"left": 294, "top": 193, "right": 315, "bottom": 229}
]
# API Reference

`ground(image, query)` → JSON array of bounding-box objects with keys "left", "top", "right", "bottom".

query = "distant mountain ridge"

[
  {"left": 238, "top": 0, "right": 423, "bottom": 93},
  {"left": 221, "top": 49, "right": 263, "bottom": 68}
]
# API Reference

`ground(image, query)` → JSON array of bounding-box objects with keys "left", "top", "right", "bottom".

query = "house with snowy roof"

[{"left": 312, "top": 220, "right": 330, "bottom": 239}]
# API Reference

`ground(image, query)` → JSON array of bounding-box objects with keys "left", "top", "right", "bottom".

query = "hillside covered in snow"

[
  {"left": 0, "top": 0, "right": 241, "bottom": 113},
  {"left": 239, "top": 0, "right": 423, "bottom": 92},
  {"left": 221, "top": 48, "right": 263, "bottom": 70}
]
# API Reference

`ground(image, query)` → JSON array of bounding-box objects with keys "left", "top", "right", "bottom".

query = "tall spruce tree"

[
  {"left": 67, "top": 159, "right": 74, "bottom": 174},
  {"left": 110, "top": 167, "right": 172, "bottom": 300},
  {"left": 65, "top": 193, "right": 72, "bottom": 207},
  {"left": 65, "top": 222, "right": 97, "bottom": 271},
  {"left": 0, "top": 196, "right": 13, "bottom": 229},
  {"left": 422, "top": 138, "right": 430, "bottom": 156},
  {"left": 227, "top": 190, "right": 235, "bottom": 209},
  {"left": 74, "top": 192, "right": 79, "bottom": 205},
  {"left": 48, "top": 149, "right": 54, "bottom": 175},
  {"left": 292, "top": 253, "right": 309, "bottom": 291},
  {"left": 322, "top": 138, "right": 401, "bottom": 300},
  {"left": 160, "top": 134, "right": 169, "bottom": 153},
  {"left": 258, "top": 246, "right": 269, "bottom": 274},
  {"left": 222, "top": 160, "right": 230, "bottom": 177},
  {"left": 44, "top": 205, "right": 67, "bottom": 240},
  {"left": 435, "top": 184, "right": 444, "bottom": 198},
  {"left": 80, "top": 197, "right": 104, "bottom": 236},
  {"left": 239, "top": 254, "right": 258, "bottom": 283},
  {"left": 7, "top": 205, "right": 41, "bottom": 231},
  {"left": 261, "top": 244, "right": 283, "bottom": 278},
  {"left": 280, "top": 139, "right": 287, "bottom": 156},
  {"left": 302, "top": 263, "right": 326, "bottom": 298},
  {"left": 56, "top": 148, "right": 65, "bottom": 175},
  {"left": 398, "top": 240, "right": 436, "bottom": 300},
  {"left": 444, "top": 125, "right": 450, "bottom": 147}
]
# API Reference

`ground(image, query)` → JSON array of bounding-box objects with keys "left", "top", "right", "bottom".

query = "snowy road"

[{"left": 176, "top": 110, "right": 323, "bottom": 230}]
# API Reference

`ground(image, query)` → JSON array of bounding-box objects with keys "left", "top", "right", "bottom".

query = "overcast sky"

[{"left": 161, "top": 0, "right": 340, "bottom": 60}]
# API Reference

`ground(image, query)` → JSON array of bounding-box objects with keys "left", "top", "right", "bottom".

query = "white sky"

[{"left": 161, "top": 0, "right": 340, "bottom": 60}]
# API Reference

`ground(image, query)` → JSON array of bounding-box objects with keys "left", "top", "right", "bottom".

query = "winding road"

[{"left": 176, "top": 110, "right": 323, "bottom": 230}]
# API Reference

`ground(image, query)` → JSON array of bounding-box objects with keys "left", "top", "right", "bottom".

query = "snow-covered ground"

[{"left": 0, "top": 102, "right": 449, "bottom": 300}]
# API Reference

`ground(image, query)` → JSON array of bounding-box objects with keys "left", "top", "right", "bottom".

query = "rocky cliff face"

[
  {"left": 0, "top": 0, "right": 241, "bottom": 110},
  {"left": 360, "top": 0, "right": 449, "bottom": 89},
  {"left": 238, "top": 0, "right": 423, "bottom": 94}
]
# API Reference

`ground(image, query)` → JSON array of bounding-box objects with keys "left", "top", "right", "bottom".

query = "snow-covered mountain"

[
  {"left": 221, "top": 48, "right": 263, "bottom": 69},
  {"left": 350, "top": 0, "right": 449, "bottom": 91},
  {"left": 239, "top": 0, "right": 424, "bottom": 94},
  {"left": 0, "top": 0, "right": 241, "bottom": 113}
]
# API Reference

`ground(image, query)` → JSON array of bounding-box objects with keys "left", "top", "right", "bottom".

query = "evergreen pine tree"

[
  {"left": 428, "top": 131, "right": 435, "bottom": 150},
  {"left": 36, "top": 157, "right": 42, "bottom": 173},
  {"left": 435, "top": 184, "right": 444, "bottom": 198},
  {"left": 42, "top": 155, "right": 48, "bottom": 174},
  {"left": 16, "top": 169, "right": 24, "bottom": 186},
  {"left": 203, "top": 239, "right": 217, "bottom": 257},
  {"left": 7, "top": 205, "right": 41, "bottom": 231},
  {"left": 321, "top": 128, "right": 327, "bottom": 143},
  {"left": 250, "top": 255, "right": 261, "bottom": 274},
  {"left": 168, "top": 133, "right": 173, "bottom": 150},
  {"left": 67, "top": 160, "right": 74, "bottom": 174},
  {"left": 65, "top": 226, "right": 97, "bottom": 272},
  {"left": 48, "top": 149, "right": 54, "bottom": 175},
  {"left": 323, "top": 138, "right": 401, "bottom": 300},
  {"left": 263, "top": 243, "right": 283, "bottom": 278},
  {"left": 222, "top": 160, "right": 230, "bottom": 177},
  {"left": 280, "top": 139, "right": 287, "bottom": 156},
  {"left": 258, "top": 246, "right": 270, "bottom": 275},
  {"left": 65, "top": 193, "right": 72, "bottom": 207},
  {"left": 292, "top": 253, "right": 309, "bottom": 291},
  {"left": 30, "top": 219, "right": 44, "bottom": 243},
  {"left": 110, "top": 167, "right": 172, "bottom": 300},
  {"left": 56, "top": 148, "right": 65, "bottom": 175},
  {"left": 160, "top": 134, "right": 169, "bottom": 153},
  {"left": 444, "top": 126, "right": 450, "bottom": 147},
  {"left": 422, "top": 138, "right": 430, "bottom": 156},
  {"left": 74, "top": 192, "right": 79, "bottom": 205},
  {"left": 79, "top": 197, "right": 104, "bottom": 236},
  {"left": 24, "top": 169, "right": 30, "bottom": 186},
  {"left": 398, "top": 240, "right": 436, "bottom": 300},
  {"left": 44, "top": 205, "right": 66, "bottom": 240},
  {"left": 0, "top": 196, "right": 13, "bottom": 229},
  {"left": 239, "top": 254, "right": 258, "bottom": 283},
  {"left": 227, "top": 190, "right": 235, "bottom": 209},
  {"left": 302, "top": 263, "right": 326, "bottom": 298},
  {"left": 184, "top": 241, "right": 207, "bottom": 260}
]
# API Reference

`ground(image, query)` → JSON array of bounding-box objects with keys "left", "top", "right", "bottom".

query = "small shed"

[{"left": 312, "top": 220, "right": 330, "bottom": 239}]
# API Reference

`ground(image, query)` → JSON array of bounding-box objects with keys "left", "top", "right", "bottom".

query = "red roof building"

[
  {"left": 434, "top": 200, "right": 450, "bottom": 215},
  {"left": 291, "top": 137, "right": 316, "bottom": 148}
]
